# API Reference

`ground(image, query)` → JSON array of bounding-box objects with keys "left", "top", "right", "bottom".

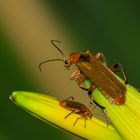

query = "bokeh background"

[{"left": 0, "top": 0, "right": 140, "bottom": 140}]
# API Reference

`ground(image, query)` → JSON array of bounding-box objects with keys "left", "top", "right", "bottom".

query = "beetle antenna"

[
  {"left": 39, "top": 59, "right": 64, "bottom": 71},
  {"left": 51, "top": 40, "right": 65, "bottom": 57}
]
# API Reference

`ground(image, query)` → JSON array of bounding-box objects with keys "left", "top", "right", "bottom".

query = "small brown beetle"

[
  {"left": 39, "top": 40, "right": 128, "bottom": 105},
  {"left": 59, "top": 96, "right": 92, "bottom": 127}
]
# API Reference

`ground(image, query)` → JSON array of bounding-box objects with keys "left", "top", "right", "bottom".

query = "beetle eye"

[
  {"left": 65, "top": 60, "right": 69, "bottom": 65},
  {"left": 64, "top": 59, "right": 71, "bottom": 69}
]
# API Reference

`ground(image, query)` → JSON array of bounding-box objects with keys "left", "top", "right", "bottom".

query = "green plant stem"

[{"left": 84, "top": 80, "right": 140, "bottom": 140}]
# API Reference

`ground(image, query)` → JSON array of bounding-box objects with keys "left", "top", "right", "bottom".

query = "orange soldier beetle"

[
  {"left": 39, "top": 40, "right": 128, "bottom": 105},
  {"left": 59, "top": 96, "right": 92, "bottom": 127}
]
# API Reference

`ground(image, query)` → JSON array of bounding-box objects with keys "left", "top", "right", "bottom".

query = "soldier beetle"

[
  {"left": 59, "top": 96, "right": 92, "bottom": 127},
  {"left": 39, "top": 40, "right": 128, "bottom": 105}
]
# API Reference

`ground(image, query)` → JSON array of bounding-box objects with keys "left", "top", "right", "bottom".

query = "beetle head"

[
  {"left": 59, "top": 100, "right": 67, "bottom": 107},
  {"left": 39, "top": 40, "right": 81, "bottom": 71},
  {"left": 64, "top": 53, "right": 81, "bottom": 69}
]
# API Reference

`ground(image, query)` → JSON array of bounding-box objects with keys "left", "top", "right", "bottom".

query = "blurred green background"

[{"left": 0, "top": 0, "right": 140, "bottom": 140}]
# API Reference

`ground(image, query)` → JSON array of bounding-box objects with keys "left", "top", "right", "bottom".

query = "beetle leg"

[
  {"left": 95, "top": 52, "right": 107, "bottom": 66},
  {"left": 88, "top": 84, "right": 97, "bottom": 105},
  {"left": 76, "top": 74, "right": 86, "bottom": 85},
  {"left": 75, "top": 74, "right": 97, "bottom": 106},
  {"left": 76, "top": 74, "right": 89, "bottom": 91},
  {"left": 104, "top": 109, "right": 110, "bottom": 127},
  {"left": 70, "top": 69, "right": 87, "bottom": 90},
  {"left": 65, "top": 109, "right": 80, "bottom": 119},
  {"left": 73, "top": 116, "right": 85, "bottom": 127},
  {"left": 64, "top": 111, "right": 75, "bottom": 119},
  {"left": 66, "top": 96, "right": 74, "bottom": 101},
  {"left": 89, "top": 103, "right": 97, "bottom": 110},
  {"left": 110, "top": 63, "right": 128, "bottom": 84},
  {"left": 70, "top": 69, "right": 81, "bottom": 80},
  {"left": 84, "top": 117, "right": 87, "bottom": 128},
  {"left": 71, "top": 69, "right": 89, "bottom": 90},
  {"left": 88, "top": 84, "right": 96, "bottom": 98}
]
